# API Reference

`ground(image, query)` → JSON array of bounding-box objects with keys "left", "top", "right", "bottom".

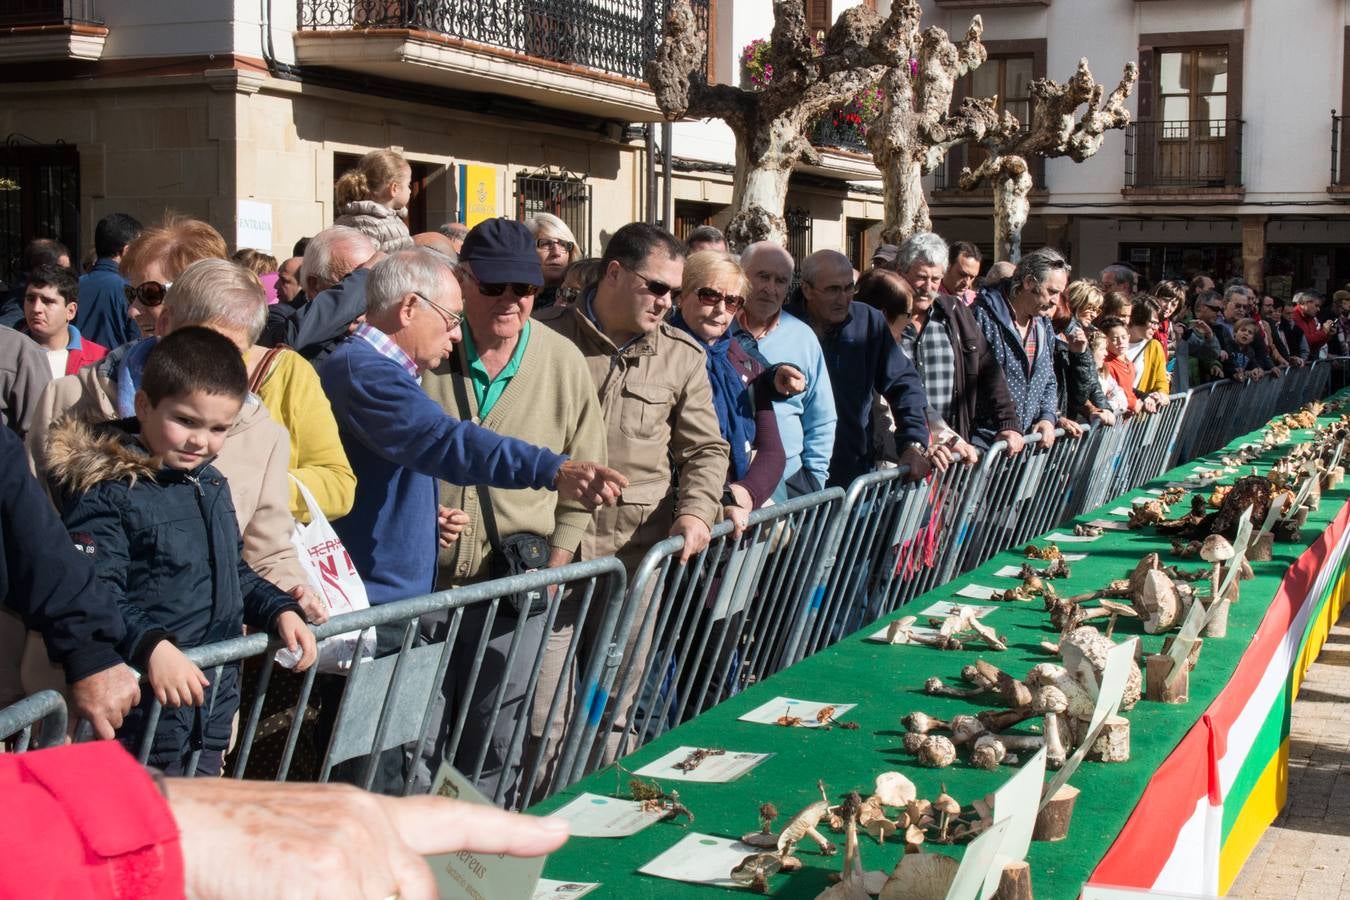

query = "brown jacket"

[
  {"left": 26, "top": 360, "right": 306, "bottom": 592},
  {"left": 537, "top": 303, "right": 729, "bottom": 569}
]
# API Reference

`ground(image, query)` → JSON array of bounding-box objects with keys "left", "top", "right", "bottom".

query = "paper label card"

[
  {"left": 1085, "top": 519, "right": 1129, "bottom": 531},
  {"left": 993, "top": 565, "right": 1026, "bottom": 578},
  {"left": 1043, "top": 532, "right": 1101, "bottom": 543},
  {"left": 945, "top": 818, "right": 1011, "bottom": 900},
  {"left": 981, "top": 749, "right": 1047, "bottom": 900},
  {"left": 1109, "top": 507, "right": 1134, "bottom": 516},
  {"left": 427, "top": 763, "right": 548, "bottom": 900},
  {"left": 532, "top": 880, "right": 601, "bottom": 899},
  {"left": 919, "top": 601, "right": 998, "bottom": 620},
  {"left": 549, "top": 793, "right": 667, "bottom": 838},
  {"left": 633, "top": 747, "right": 773, "bottom": 783},
  {"left": 956, "top": 584, "right": 1001, "bottom": 600},
  {"left": 738, "top": 697, "right": 856, "bottom": 728},
  {"left": 639, "top": 833, "right": 764, "bottom": 888}
]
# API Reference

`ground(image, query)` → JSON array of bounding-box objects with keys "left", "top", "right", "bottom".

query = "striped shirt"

[{"left": 354, "top": 323, "right": 419, "bottom": 379}]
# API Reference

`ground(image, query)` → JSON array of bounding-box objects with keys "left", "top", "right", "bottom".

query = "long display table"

[{"left": 532, "top": 402, "right": 1350, "bottom": 898}]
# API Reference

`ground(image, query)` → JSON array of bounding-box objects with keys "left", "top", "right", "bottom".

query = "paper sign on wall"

[
  {"left": 459, "top": 164, "right": 499, "bottom": 227},
  {"left": 236, "top": 199, "right": 273, "bottom": 253}
]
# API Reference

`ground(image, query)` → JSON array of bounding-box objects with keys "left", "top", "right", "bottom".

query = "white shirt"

[{"left": 44, "top": 349, "right": 68, "bottom": 380}]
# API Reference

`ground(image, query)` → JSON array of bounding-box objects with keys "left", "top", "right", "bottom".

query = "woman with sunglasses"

[
  {"left": 120, "top": 218, "right": 228, "bottom": 339},
  {"left": 671, "top": 251, "right": 793, "bottom": 536},
  {"left": 525, "top": 213, "right": 580, "bottom": 311}
]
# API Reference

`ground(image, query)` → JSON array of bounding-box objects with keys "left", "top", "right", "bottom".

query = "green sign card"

[{"left": 426, "top": 762, "right": 549, "bottom": 900}]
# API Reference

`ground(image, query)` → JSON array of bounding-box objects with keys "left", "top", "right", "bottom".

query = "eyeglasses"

[
  {"left": 808, "top": 280, "right": 856, "bottom": 298},
  {"left": 619, "top": 261, "right": 676, "bottom": 299},
  {"left": 685, "top": 286, "right": 746, "bottom": 312},
  {"left": 461, "top": 268, "right": 539, "bottom": 298},
  {"left": 536, "top": 238, "right": 575, "bottom": 254},
  {"left": 413, "top": 292, "right": 463, "bottom": 331},
  {"left": 125, "top": 281, "right": 170, "bottom": 307},
  {"left": 1205, "top": 304, "right": 1225, "bottom": 312}
]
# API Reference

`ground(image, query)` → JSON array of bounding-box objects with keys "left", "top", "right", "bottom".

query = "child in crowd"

[
  {"left": 1099, "top": 316, "right": 1161, "bottom": 415},
  {"left": 334, "top": 149, "right": 415, "bottom": 254},
  {"left": 1089, "top": 328, "right": 1130, "bottom": 416},
  {"left": 45, "top": 327, "right": 316, "bottom": 775},
  {"left": 21, "top": 263, "right": 107, "bottom": 378},
  {"left": 1228, "top": 317, "right": 1275, "bottom": 380}
]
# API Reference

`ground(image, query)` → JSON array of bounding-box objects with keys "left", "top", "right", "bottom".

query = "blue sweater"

[
  {"left": 319, "top": 336, "right": 568, "bottom": 604},
  {"left": 733, "top": 310, "right": 837, "bottom": 496},
  {"left": 77, "top": 258, "right": 141, "bottom": 349},
  {"left": 787, "top": 298, "right": 928, "bottom": 488}
]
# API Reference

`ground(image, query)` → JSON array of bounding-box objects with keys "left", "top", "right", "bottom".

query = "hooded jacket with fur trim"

[{"left": 47, "top": 417, "right": 300, "bottom": 761}]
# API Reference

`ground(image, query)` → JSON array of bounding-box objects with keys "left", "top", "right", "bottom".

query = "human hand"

[
  {"left": 170, "top": 778, "right": 570, "bottom": 900},
  {"left": 899, "top": 444, "right": 932, "bottom": 481},
  {"left": 773, "top": 365, "right": 807, "bottom": 396},
  {"left": 437, "top": 506, "right": 470, "bottom": 548},
  {"left": 1142, "top": 395, "right": 1159, "bottom": 414},
  {"left": 70, "top": 664, "right": 141, "bottom": 740},
  {"left": 275, "top": 610, "right": 317, "bottom": 672},
  {"left": 669, "top": 514, "right": 711, "bottom": 564},
  {"left": 1192, "top": 321, "right": 1213, "bottom": 338},
  {"left": 555, "top": 460, "right": 627, "bottom": 510},
  {"left": 1290, "top": 356, "right": 1306, "bottom": 368},
  {"left": 1064, "top": 329, "right": 1088, "bottom": 353},
  {"left": 928, "top": 443, "right": 955, "bottom": 473},
  {"left": 1057, "top": 416, "right": 1084, "bottom": 438},
  {"left": 1033, "top": 420, "right": 1057, "bottom": 449},
  {"left": 290, "top": 584, "right": 328, "bottom": 625},
  {"left": 1093, "top": 408, "right": 1116, "bottom": 427},
  {"left": 148, "top": 642, "right": 209, "bottom": 708},
  {"left": 996, "top": 429, "right": 1026, "bottom": 456}
]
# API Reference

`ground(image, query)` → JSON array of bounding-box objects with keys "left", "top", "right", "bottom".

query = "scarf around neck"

[{"left": 671, "top": 312, "right": 755, "bottom": 482}]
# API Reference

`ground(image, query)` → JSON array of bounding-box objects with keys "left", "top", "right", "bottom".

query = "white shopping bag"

[{"left": 280, "top": 476, "right": 375, "bottom": 673}]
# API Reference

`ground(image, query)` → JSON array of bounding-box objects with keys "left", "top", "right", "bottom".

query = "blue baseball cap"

[{"left": 459, "top": 217, "right": 545, "bottom": 286}]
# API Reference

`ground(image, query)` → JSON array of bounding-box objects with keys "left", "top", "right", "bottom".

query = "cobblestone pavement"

[{"left": 1230, "top": 613, "right": 1350, "bottom": 898}]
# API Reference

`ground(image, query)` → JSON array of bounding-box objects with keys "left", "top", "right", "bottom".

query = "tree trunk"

[
  {"left": 991, "top": 158, "right": 1033, "bottom": 264},
  {"left": 880, "top": 153, "right": 930, "bottom": 245},
  {"left": 872, "top": 67, "right": 931, "bottom": 244},
  {"left": 725, "top": 121, "right": 795, "bottom": 249}
]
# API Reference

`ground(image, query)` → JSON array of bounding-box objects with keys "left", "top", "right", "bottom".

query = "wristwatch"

[{"left": 900, "top": 441, "right": 927, "bottom": 455}]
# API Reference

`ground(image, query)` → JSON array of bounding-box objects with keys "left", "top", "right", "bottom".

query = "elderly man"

[
  {"left": 733, "top": 242, "right": 837, "bottom": 498},
  {"left": 974, "top": 248, "right": 1080, "bottom": 448},
  {"left": 685, "top": 225, "right": 728, "bottom": 254},
  {"left": 439, "top": 222, "right": 469, "bottom": 255},
  {"left": 539, "top": 222, "right": 728, "bottom": 752},
  {"left": 894, "top": 233, "right": 1022, "bottom": 458},
  {"left": 940, "top": 240, "right": 982, "bottom": 305},
  {"left": 319, "top": 247, "right": 623, "bottom": 608},
  {"left": 260, "top": 226, "right": 379, "bottom": 359},
  {"left": 420, "top": 219, "right": 607, "bottom": 802},
  {"left": 788, "top": 249, "right": 930, "bottom": 487},
  {"left": 1100, "top": 263, "right": 1139, "bottom": 297},
  {"left": 274, "top": 256, "right": 303, "bottom": 306}
]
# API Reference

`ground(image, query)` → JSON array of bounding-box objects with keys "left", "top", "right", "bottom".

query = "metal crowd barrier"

[
  {"left": 0, "top": 359, "right": 1337, "bottom": 803},
  {"left": 0, "top": 689, "right": 67, "bottom": 751}
]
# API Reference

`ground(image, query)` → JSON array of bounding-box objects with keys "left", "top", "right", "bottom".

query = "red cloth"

[
  {"left": 0, "top": 742, "right": 183, "bottom": 899},
  {"left": 1102, "top": 354, "right": 1139, "bottom": 411},
  {"left": 65, "top": 336, "right": 108, "bottom": 376},
  {"left": 1292, "top": 305, "right": 1328, "bottom": 354}
]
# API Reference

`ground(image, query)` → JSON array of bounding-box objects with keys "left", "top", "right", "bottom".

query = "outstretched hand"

[{"left": 555, "top": 460, "right": 627, "bottom": 510}]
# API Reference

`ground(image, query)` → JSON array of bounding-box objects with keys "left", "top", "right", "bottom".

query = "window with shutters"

[
  {"left": 806, "top": 0, "right": 832, "bottom": 40},
  {"left": 0, "top": 140, "right": 79, "bottom": 287}
]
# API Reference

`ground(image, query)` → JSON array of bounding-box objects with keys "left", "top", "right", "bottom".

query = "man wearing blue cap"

[{"left": 420, "top": 217, "right": 609, "bottom": 803}]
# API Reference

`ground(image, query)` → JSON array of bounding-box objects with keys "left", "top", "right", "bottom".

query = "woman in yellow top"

[{"left": 1125, "top": 298, "right": 1171, "bottom": 406}]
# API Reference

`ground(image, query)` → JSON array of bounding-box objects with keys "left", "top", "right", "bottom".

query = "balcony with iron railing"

[
  {"left": 0, "top": 0, "right": 99, "bottom": 25},
  {"left": 0, "top": 0, "right": 106, "bottom": 60},
  {"left": 1124, "top": 118, "right": 1244, "bottom": 197},
  {"left": 293, "top": 0, "right": 669, "bottom": 120}
]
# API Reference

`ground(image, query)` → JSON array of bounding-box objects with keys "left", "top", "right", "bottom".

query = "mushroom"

[
  {"left": 1032, "top": 685, "right": 1070, "bottom": 769},
  {"left": 777, "top": 797, "right": 837, "bottom": 858},
  {"left": 902, "top": 712, "right": 951, "bottom": 735},
  {"left": 731, "top": 852, "right": 782, "bottom": 894},
  {"left": 996, "top": 733, "right": 1046, "bottom": 752},
  {"left": 1060, "top": 625, "right": 1143, "bottom": 711},
  {"left": 741, "top": 802, "right": 781, "bottom": 849},
  {"left": 915, "top": 735, "right": 957, "bottom": 768},
  {"left": 923, "top": 676, "right": 987, "bottom": 699},
  {"left": 932, "top": 788, "right": 960, "bottom": 843},
  {"left": 887, "top": 616, "right": 962, "bottom": 650},
  {"left": 901, "top": 732, "right": 926, "bottom": 754},
  {"left": 1081, "top": 599, "right": 1140, "bottom": 638},
  {"left": 970, "top": 734, "right": 1007, "bottom": 770},
  {"left": 949, "top": 714, "right": 987, "bottom": 746},
  {"left": 1200, "top": 534, "right": 1235, "bottom": 603},
  {"left": 873, "top": 773, "right": 917, "bottom": 809},
  {"left": 1135, "top": 568, "right": 1181, "bottom": 634},
  {"left": 977, "top": 706, "right": 1036, "bottom": 732},
  {"left": 973, "top": 660, "right": 1033, "bottom": 709}
]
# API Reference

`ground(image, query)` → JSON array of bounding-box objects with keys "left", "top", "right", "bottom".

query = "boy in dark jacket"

[{"left": 45, "top": 327, "right": 316, "bottom": 774}]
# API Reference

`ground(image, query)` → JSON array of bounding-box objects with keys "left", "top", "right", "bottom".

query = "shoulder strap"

[
  {"left": 249, "top": 345, "right": 289, "bottom": 395},
  {"left": 446, "top": 350, "right": 504, "bottom": 549}
]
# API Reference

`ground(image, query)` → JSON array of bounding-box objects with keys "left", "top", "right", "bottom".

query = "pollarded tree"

[
  {"left": 959, "top": 59, "right": 1138, "bottom": 262},
  {"left": 649, "top": 0, "right": 904, "bottom": 249},
  {"left": 865, "top": 1, "right": 1002, "bottom": 244}
]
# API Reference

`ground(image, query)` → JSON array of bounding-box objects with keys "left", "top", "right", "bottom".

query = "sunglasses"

[
  {"left": 536, "top": 238, "right": 575, "bottom": 254},
  {"left": 125, "top": 281, "right": 170, "bottom": 307},
  {"left": 461, "top": 268, "right": 539, "bottom": 298},
  {"left": 413, "top": 292, "right": 463, "bottom": 331},
  {"left": 619, "top": 261, "right": 676, "bottom": 299},
  {"left": 686, "top": 286, "right": 746, "bottom": 312}
]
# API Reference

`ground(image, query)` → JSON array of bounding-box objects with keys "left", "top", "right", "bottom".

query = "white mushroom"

[
  {"left": 1032, "top": 685, "right": 1070, "bottom": 769},
  {"left": 1135, "top": 568, "right": 1181, "bottom": 634},
  {"left": 970, "top": 734, "right": 1007, "bottom": 770},
  {"left": 873, "top": 773, "right": 917, "bottom": 809},
  {"left": 916, "top": 735, "right": 957, "bottom": 768}
]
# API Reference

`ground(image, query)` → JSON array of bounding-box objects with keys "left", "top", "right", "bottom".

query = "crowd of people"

[{"left": 0, "top": 147, "right": 1345, "bottom": 823}]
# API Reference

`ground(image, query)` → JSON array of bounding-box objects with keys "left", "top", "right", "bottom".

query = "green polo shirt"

[{"left": 462, "top": 320, "right": 530, "bottom": 419}]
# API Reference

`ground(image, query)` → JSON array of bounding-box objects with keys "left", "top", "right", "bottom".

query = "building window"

[
  {"left": 515, "top": 168, "right": 592, "bottom": 256},
  {"left": 334, "top": 152, "right": 433, "bottom": 235},
  {"left": 938, "top": 41, "right": 1046, "bottom": 192},
  {"left": 0, "top": 140, "right": 79, "bottom": 287},
  {"left": 806, "top": 0, "right": 832, "bottom": 39},
  {"left": 785, "top": 206, "right": 812, "bottom": 277},
  {"left": 674, "top": 200, "right": 722, "bottom": 242},
  {"left": 846, "top": 217, "right": 880, "bottom": 273},
  {"left": 689, "top": 0, "right": 715, "bottom": 84}
]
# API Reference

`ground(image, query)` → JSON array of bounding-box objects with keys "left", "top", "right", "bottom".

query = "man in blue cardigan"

[
  {"left": 319, "top": 247, "right": 626, "bottom": 608},
  {"left": 788, "top": 250, "right": 931, "bottom": 488},
  {"left": 76, "top": 214, "right": 142, "bottom": 350}
]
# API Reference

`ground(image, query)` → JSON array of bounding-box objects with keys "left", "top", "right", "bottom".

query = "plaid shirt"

[
  {"left": 355, "top": 323, "right": 419, "bottom": 379},
  {"left": 902, "top": 307, "right": 957, "bottom": 425}
]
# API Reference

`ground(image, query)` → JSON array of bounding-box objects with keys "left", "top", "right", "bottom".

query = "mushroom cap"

[
  {"left": 1032, "top": 684, "right": 1069, "bottom": 714},
  {"left": 970, "top": 734, "right": 1007, "bottom": 770},
  {"left": 874, "top": 772, "right": 918, "bottom": 808},
  {"left": 916, "top": 735, "right": 957, "bottom": 768},
  {"left": 1200, "top": 533, "right": 1235, "bottom": 562},
  {"left": 933, "top": 790, "right": 960, "bottom": 815}
]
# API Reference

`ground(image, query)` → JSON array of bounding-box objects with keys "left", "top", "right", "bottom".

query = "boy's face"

[
  {"left": 23, "top": 283, "right": 74, "bottom": 342},
  {"left": 1105, "top": 326, "right": 1129, "bottom": 357},
  {"left": 1092, "top": 341, "right": 1107, "bottom": 368},
  {"left": 1235, "top": 323, "right": 1256, "bottom": 346},
  {"left": 134, "top": 388, "right": 242, "bottom": 470}
]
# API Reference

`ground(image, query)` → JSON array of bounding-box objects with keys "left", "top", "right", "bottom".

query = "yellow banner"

[{"left": 459, "top": 165, "right": 497, "bottom": 228}]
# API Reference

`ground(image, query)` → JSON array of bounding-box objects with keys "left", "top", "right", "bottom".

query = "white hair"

[
  {"left": 896, "top": 232, "right": 949, "bottom": 272},
  {"left": 801, "top": 249, "right": 851, "bottom": 286},
  {"left": 301, "top": 225, "right": 376, "bottom": 290},
  {"left": 740, "top": 241, "right": 793, "bottom": 273},
  {"left": 365, "top": 248, "right": 453, "bottom": 318},
  {"left": 524, "top": 212, "right": 578, "bottom": 253},
  {"left": 166, "top": 258, "right": 267, "bottom": 345}
]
